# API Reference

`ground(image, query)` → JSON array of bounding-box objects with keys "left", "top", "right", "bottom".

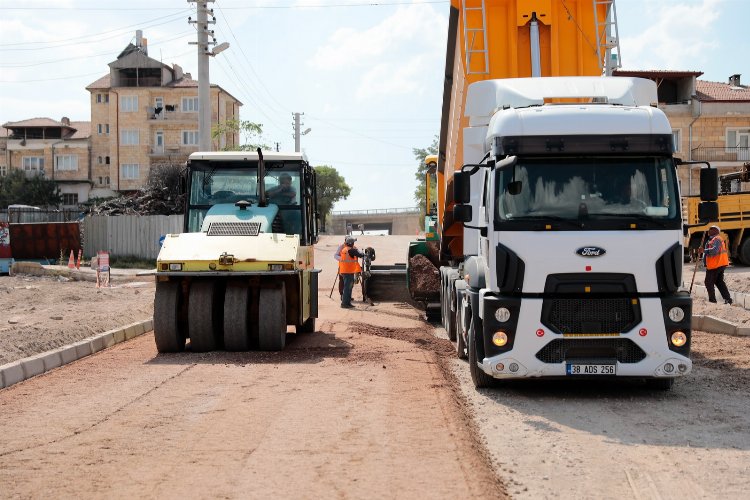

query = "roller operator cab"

[
  {"left": 451, "top": 77, "right": 718, "bottom": 390},
  {"left": 154, "top": 150, "right": 320, "bottom": 353}
]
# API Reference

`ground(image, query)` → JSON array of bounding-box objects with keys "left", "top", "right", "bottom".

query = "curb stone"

[
  {"left": 0, "top": 318, "right": 153, "bottom": 390},
  {"left": 692, "top": 314, "right": 748, "bottom": 337}
]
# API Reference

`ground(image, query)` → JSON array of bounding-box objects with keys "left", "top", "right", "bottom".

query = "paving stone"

[
  {"left": 736, "top": 327, "right": 750, "bottom": 337},
  {"left": 143, "top": 318, "right": 154, "bottom": 332}
]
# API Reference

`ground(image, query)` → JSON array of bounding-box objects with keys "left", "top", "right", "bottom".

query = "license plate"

[{"left": 566, "top": 363, "right": 616, "bottom": 376}]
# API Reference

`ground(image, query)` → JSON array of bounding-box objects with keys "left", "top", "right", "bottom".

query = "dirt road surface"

[{"left": 1, "top": 236, "right": 749, "bottom": 498}]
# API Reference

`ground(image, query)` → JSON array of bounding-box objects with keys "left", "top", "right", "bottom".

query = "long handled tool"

[
  {"left": 689, "top": 231, "right": 709, "bottom": 294},
  {"left": 328, "top": 270, "right": 340, "bottom": 298}
]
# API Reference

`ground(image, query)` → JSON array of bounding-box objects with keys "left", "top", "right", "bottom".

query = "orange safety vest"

[
  {"left": 705, "top": 236, "right": 729, "bottom": 270},
  {"left": 339, "top": 246, "right": 360, "bottom": 274}
]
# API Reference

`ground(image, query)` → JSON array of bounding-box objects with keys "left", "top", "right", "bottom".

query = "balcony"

[
  {"left": 689, "top": 146, "right": 750, "bottom": 162},
  {"left": 149, "top": 145, "right": 195, "bottom": 157},
  {"left": 117, "top": 76, "right": 162, "bottom": 87},
  {"left": 147, "top": 108, "right": 197, "bottom": 122}
]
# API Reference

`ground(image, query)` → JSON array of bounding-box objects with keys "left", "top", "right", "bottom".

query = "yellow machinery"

[{"left": 153, "top": 150, "right": 320, "bottom": 352}]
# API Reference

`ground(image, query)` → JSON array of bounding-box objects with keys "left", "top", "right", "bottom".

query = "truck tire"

[
  {"left": 456, "top": 309, "right": 467, "bottom": 360},
  {"left": 224, "top": 281, "right": 251, "bottom": 351},
  {"left": 468, "top": 318, "right": 495, "bottom": 389},
  {"left": 646, "top": 378, "right": 674, "bottom": 391},
  {"left": 189, "top": 280, "right": 221, "bottom": 352},
  {"left": 739, "top": 237, "right": 750, "bottom": 266},
  {"left": 296, "top": 317, "right": 315, "bottom": 334},
  {"left": 258, "top": 285, "right": 286, "bottom": 351},
  {"left": 153, "top": 281, "right": 186, "bottom": 353},
  {"left": 446, "top": 289, "right": 457, "bottom": 341}
]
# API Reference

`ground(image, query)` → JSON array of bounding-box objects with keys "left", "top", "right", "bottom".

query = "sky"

[{"left": 1, "top": 0, "right": 748, "bottom": 211}]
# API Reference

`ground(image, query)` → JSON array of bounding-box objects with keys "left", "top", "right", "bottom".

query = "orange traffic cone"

[
  {"left": 76, "top": 249, "right": 82, "bottom": 270},
  {"left": 67, "top": 250, "right": 75, "bottom": 269}
]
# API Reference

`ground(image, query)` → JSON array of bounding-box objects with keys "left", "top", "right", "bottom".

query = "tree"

[
  {"left": 212, "top": 119, "right": 271, "bottom": 151},
  {"left": 314, "top": 165, "right": 351, "bottom": 232},
  {"left": 413, "top": 135, "right": 438, "bottom": 215},
  {"left": 0, "top": 169, "right": 62, "bottom": 208}
]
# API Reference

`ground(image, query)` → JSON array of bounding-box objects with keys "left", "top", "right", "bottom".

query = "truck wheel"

[
  {"left": 224, "top": 281, "right": 250, "bottom": 351},
  {"left": 189, "top": 280, "right": 221, "bottom": 352},
  {"left": 446, "top": 292, "right": 457, "bottom": 341},
  {"left": 296, "top": 317, "right": 315, "bottom": 334},
  {"left": 739, "top": 237, "right": 750, "bottom": 266},
  {"left": 456, "top": 309, "right": 467, "bottom": 360},
  {"left": 646, "top": 378, "right": 674, "bottom": 391},
  {"left": 258, "top": 285, "right": 286, "bottom": 351},
  {"left": 154, "top": 281, "right": 186, "bottom": 353},
  {"left": 468, "top": 319, "right": 495, "bottom": 389}
]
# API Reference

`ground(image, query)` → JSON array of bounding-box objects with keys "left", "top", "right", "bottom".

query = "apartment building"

[
  {"left": 615, "top": 70, "right": 750, "bottom": 195},
  {"left": 86, "top": 31, "right": 242, "bottom": 196},
  {"left": 0, "top": 117, "right": 92, "bottom": 206}
]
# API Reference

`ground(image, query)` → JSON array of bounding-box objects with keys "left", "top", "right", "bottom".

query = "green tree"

[
  {"left": 314, "top": 165, "right": 351, "bottom": 232},
  {"left": 212, "top": 119, "right": 270, "bottom": 151},
  {"left": 413, "top": 135, "right": 438, "bottom": 215},
  {"left": 0, "top": 169, "right": 62, "bottom": 208}
]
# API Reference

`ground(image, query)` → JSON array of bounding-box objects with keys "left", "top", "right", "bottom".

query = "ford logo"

[{"left": 576, "top": 246, "right": 606, "bottom": 257}]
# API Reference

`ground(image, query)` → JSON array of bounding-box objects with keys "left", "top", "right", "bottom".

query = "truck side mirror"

[
  {"left": 700, "top": 167, "right": 718, "bottom": 201},
  {"left": 697, "top": 201, "right": 719, "bottom": 223},
  {"left": 453, "top": 172, "right": 470, "bottom": 204},
  {"left": 454, "top": 204, "right": 472, "bottom": 222}
]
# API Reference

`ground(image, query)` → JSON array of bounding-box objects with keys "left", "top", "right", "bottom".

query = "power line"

[{"left": 3, "top": 2, "right": 449, "bottom": 11}]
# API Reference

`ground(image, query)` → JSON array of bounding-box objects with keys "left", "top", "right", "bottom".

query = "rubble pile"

[
  {"left": 409, "top": 254, "right": 440, "bottom": 295},
  {"left": 85, "top": 187, "right": 185, "bottom": 216}
]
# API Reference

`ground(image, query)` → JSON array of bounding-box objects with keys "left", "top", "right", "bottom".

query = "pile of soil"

[{"left": 409, "top": 254, "right": 440, "bottom": 295}]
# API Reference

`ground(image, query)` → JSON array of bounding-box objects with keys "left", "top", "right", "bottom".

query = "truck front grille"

[
  {"left": 545, "top": 298, "right": 636, "bottom": 334},
  {"left": 207, "top": 222, "right": 261, "bottom": 236},
  {"left": 535, "top": 338, "right": 647, "bottom": 364}
]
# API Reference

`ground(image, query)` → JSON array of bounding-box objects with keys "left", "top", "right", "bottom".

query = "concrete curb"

[
  {"left": 693, "top": 284, "right": 750, "bottom": 310},
  {"left": 692, "top": 314, "right": 750, "bottom": 337},
  {"left": 0, "top": 318, "right": 153, "bottom": 390},
  {"left": 9, "top": 261, "right": 148, "bottom": 284}
]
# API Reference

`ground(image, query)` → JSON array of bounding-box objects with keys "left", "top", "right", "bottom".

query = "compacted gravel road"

[{"left": 1, "top": 236, "right": 749, "bottom": 498}]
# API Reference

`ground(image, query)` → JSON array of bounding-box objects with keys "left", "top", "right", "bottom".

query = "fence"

[
  {"left": 1, "top": 208, "right": 81, "bottom": 223},
  {"left": 83, "top": 214, "right": 184, "bottom": 260}
]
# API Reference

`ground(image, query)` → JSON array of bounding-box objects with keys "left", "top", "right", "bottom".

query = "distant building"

[
  {"left": 85, "top": 30, "right": 242, "bottom": 197},
  {"left": 614, "top": 70, "right": 750, "bottom": 194},
  {"left": 0, "top": 30, "right": 242, "bottom": 207},
  {"left": 0, "top": 117, "right": 91, "bottom": 207}
]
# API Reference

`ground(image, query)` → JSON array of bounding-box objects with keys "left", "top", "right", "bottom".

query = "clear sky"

[{"left": 1, "top": 0, "right": 748, "bottom": 211}]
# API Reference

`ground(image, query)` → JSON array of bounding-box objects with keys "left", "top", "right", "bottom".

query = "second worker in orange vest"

[
  {"left": 339, "top": 236, "right": 364, "bottom": 308},
  {"left": 702, "top": 225, "right": 733, "bottom": 305}
]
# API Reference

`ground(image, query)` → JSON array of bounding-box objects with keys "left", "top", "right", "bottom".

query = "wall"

[{"left": 83, "top": 214, "right": 183, "bottom": 260}]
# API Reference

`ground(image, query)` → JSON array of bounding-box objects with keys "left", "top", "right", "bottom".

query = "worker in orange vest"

[
  {"left": 702, "top": 225, "right": 733, "bottom": 304},
  {"left": 339, "top": 236, "right": 364, "bottom": 308}
]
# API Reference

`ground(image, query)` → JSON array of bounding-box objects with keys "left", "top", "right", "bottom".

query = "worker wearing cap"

[
  {"left": 339, "top": 236, "right": 364, "bottom": 308},
  {"left": 702, "top": 225, "right": 733, "bottom": 305}
]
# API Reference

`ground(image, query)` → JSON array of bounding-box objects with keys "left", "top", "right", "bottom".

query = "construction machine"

[
  {"left": 684, "top": 162, "right": 750, "bottom": 265},
  {"left": 153, "top": 150, "right": 320, "bottom": 353},
  {"left": 429, "top": 0, "right": 719, "bottom": 389}
]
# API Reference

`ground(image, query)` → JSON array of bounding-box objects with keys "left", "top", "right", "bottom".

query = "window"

[
  {"left": 55, "top": 155, "right": 78, "bottom": 171},
  {"left": 121, "top": 163, "right": 139, "bottom": 179},
  {"left": 105, "top": 124, "right": 110, "bottom": 135},
  {"left": 98, "top": 176, "right": 103, "bottom": 185},
  {"left": 97, "top": 124, "right": 103, "bottom": 135},
  {"left": 727, "top": 128, "right": 750, "bottom": 161},
  {"left": 22, "top": 157, "right": 44, "bottom": 173},
  {"left": 120, "top": 95, "right": 139, "bottom": 112},
  {"left": 672, "top": 129, "right": 681, "bottom": 153},
  {"left": 121, "top": 129, "right": 139, "bottom": 145},
  {"left": 105, "top": 156, "right": 110, "bottom": 165},
  {"left": 104, "top": 94, "right": 109, "bottom": 103},
  {"left": 98, "top": 156, "right": 102, "bottom": 164},
  {"left": 61, "top": 193, "right": 79, "bottom": 205},
  {"left": 96, "top": 94, "right": 102, "bottom": 103},
  {"left": 182, "top": 97, "right": 199, "bottom": 112},
  {"left": 182, "top": 130, "right": 199, "bottom": 145},
  {"left": 105, "top": 176, "right": 110, "bottom": 184},
  {"left": 0, "top": 165, "right": 6, "bottom": 177}
]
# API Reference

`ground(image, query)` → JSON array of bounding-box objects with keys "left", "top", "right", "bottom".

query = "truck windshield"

[{"left": 494, "top": 156, "right": 679, "bottom": 229}]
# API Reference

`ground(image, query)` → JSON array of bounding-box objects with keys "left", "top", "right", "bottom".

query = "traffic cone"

[
  {"left": 76, "top": 249, "right": 82, "bottom": 270},
  {"left": 67, "top": 250, "right": 75, "bottom": 269}
]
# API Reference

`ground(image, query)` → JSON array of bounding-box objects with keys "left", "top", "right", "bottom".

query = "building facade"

[
  {"left": 615, "top": 70, "right": 750, "bottom": 195},
  {"left": 1, "top": 31, "right": 241, "bottom": 207}
]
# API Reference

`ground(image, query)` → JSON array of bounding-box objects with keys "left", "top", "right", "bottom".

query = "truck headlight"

[
  {"left": 494, "top": 307, "right": 511, "bottom": 323},
  {"left": 667, "top": 307, "right": 685, "bottom": 322},
  {"left": 670, "top": 331, "right": 687, "bottom": 347},
  {"left": 492, "top": 331, "right": 508, "bottom": 347},
  {"left": 269, "top": 264, "right": 284, "bottom": 271},
  {"left": 169, "top": 263, "right": 183, "bottom": 271}
]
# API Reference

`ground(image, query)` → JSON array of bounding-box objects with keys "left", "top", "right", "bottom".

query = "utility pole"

[
  {"left": 293, "top": 112, "right": 310, "bottom": 153},
  {"left": 188, "top": 0, "right": 229, "bottom": 151}
]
